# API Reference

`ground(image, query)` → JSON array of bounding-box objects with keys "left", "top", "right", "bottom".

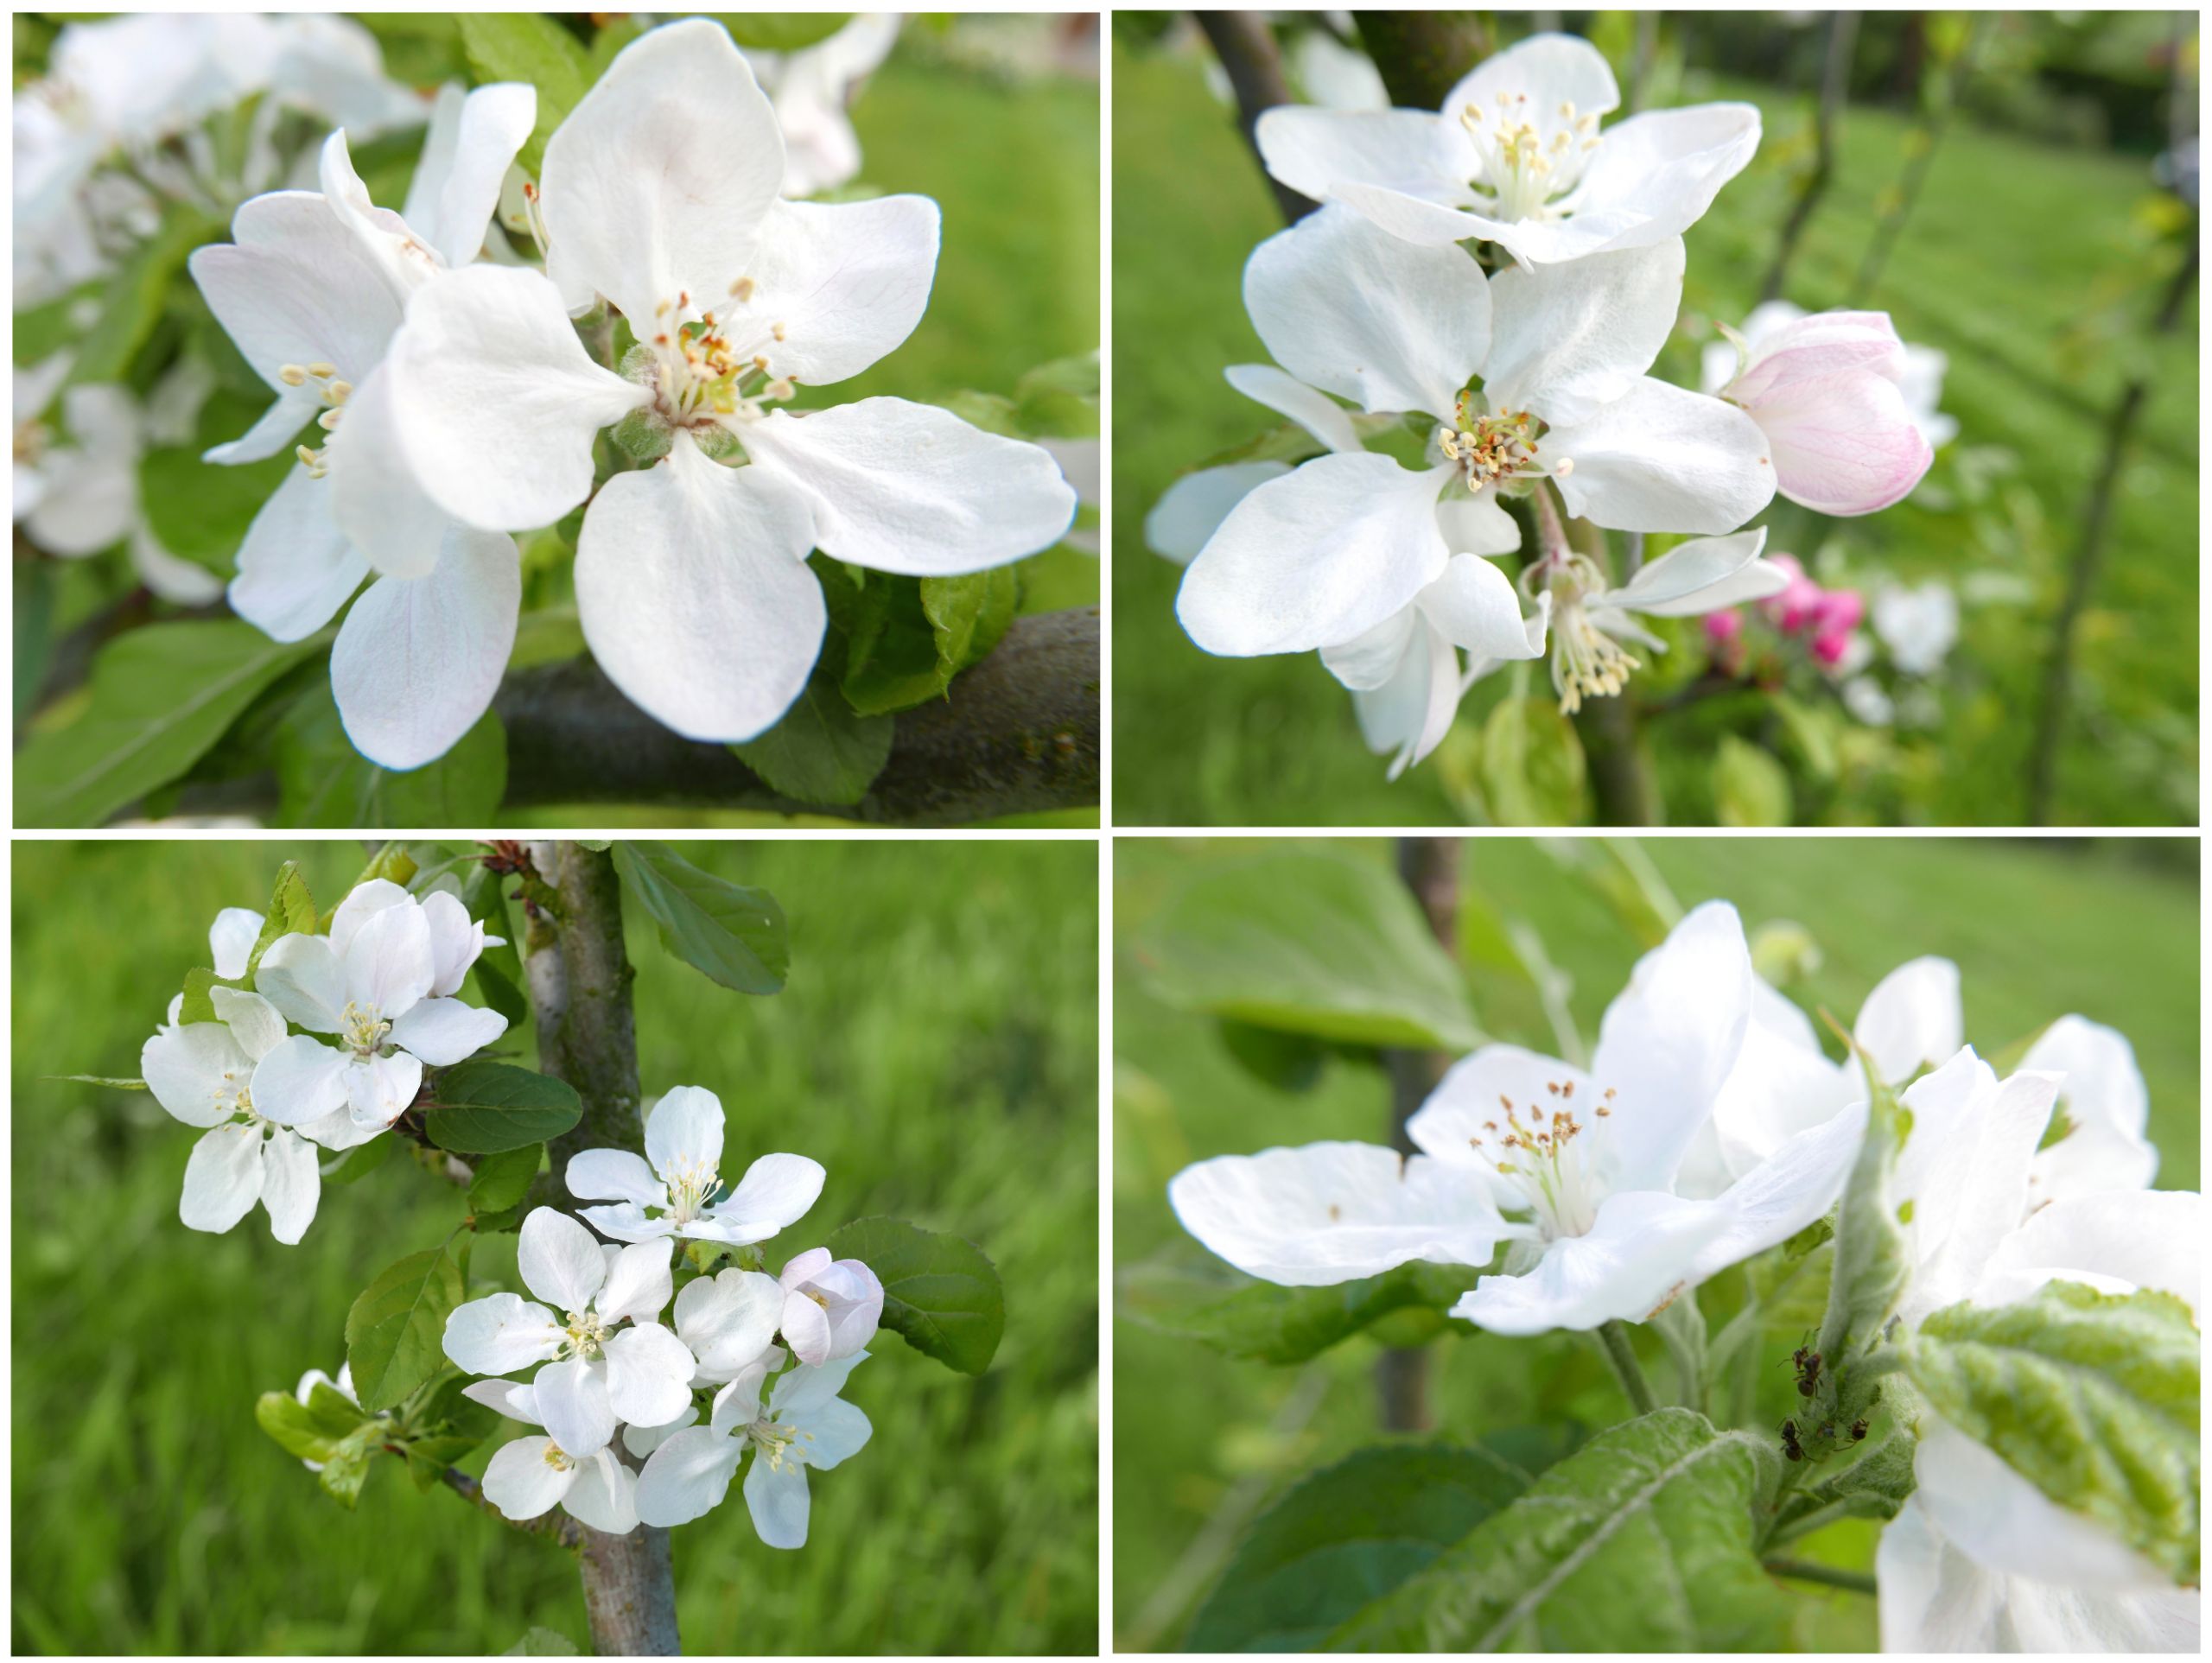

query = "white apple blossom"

[
  {"left": 370, "top": 19, "right": 1076, "bottom": 745},
  {"left": 745, "top": 14, "right": 902, "bottom": 199},
  {"left": 156, "top": 904, "right": 267, "bottom": 1032},
  {"left": 670, "top": 1263, "right": 788, "bottom": 1382},
  {"left": 1872, "top": 581, "right": 1959, "bottom": 676},
  {"left": 566, "top": 1085, "right": 825, "bottom": 1247},
  {"left": 189, "top": 83, "right": 535, "bottom": 768},
  {"left": 1175, "top": 205, "right": 1772, "bottom": 663},
  {"left": 443, "top": 1209, "right": 698, "bottom": 1446},
  {"left": 1256, "top": 32, "right": 1759, "bottom": 268},
  {"left": 250, "top": 880, "right": 509, "bottom": 1132},
  {"left": 140, "top": 986, "right": 370, "bottom": 1243},
  {"left": 634, "top": 1347, "right": 873, "bottom": 1544},
  {"left": 462, "top": 1375, "right": 641, "bottom": 1534},
  {"left": 776, "top": 1248, "right": 886, "bottom": 1366}
]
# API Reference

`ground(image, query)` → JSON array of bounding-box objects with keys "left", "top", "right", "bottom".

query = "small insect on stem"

[{"left": 1780, "top": 1418, "right": 1805, "bottom": 1462}]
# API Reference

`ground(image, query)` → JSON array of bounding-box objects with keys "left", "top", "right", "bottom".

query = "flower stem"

[
  {"left": 1596, "top": 1319, "right": 1660, "bottom": 1417},
  {"left": 1529, "top": 477, "right": 1574, "bottom": 564},
  {"left": 1763, "top": 1558, "right": 1878, "bottom": 1596}
]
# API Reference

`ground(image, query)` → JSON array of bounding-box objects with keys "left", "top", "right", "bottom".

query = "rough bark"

[
  {"left": 1193, "top": 11, "right": 1318, "bottom": 223},
  {"left": 1353, "top": 11, "right": 1490, "bottom": 108},
  {"left": 521, "top": 841, "right": 680, "bottom": 1656}
]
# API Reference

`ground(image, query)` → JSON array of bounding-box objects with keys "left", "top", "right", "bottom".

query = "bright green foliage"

[
  {"left": 455, "top": 13, "right": 588, "bottom": 174},
  {"left": 16, "top": 622, "right": 324, "bottom": 827},
  {"left": 1131, "top": 848, "right": 1481, "bottom": 1050},
  {"left": 465, "top": 1145, "right": 543, "bottom": 1216},
  {"left": 175, "top": 966, "right": 245, "bottom": 1025},
  {"left": 1714, "top": 735, "right": 1794, "bottom": 828},
  {"left": 1188, "top": 1438, "right": 1571, "bottom": 1649},
  {"left": 243, "top": 861, "right": 318, "bottom": 981},
  {"left": 459, "top": 863, "right": 527, "bottom": 1025},
  {"left": 321, "top": 1136, "right": 394, "bottom": 1187},
  {"left": 346, "top": 1245, "right": 467, "bottom": 1414},
  {"left": 271, "top": 691, "right": 508, "bottom": 828},
  {"left": 1908, "top": 1282, "right": 2201, "bottom": 1584},
  {"left": 711, "top": 13, "right": 852, "bottom": 51},
  {"left": 255, "top": 1381, "right": 369, "bottom": 1463},
  {"left": 820, "top": 561, "right": 1022, "bottom": 718},
  {"left": 732, "top": 670, "right": 895, "bottom": 806},
  {"left": 824, "top": 1216, "right": 1005, "bottom": 1376},
  {"left": 613, "top": 841, "right": 789, "bottom": 993},
  {"left": 137, "top": 392, "right": 296, "bottom": 576},
  {"left": 1325, "top": 1410, "right": 1789, "bottom": 1651},
  {"left": 425, "top": 1062, "right": 582, "bottom": 1155},
  {"left": 49, "top": 1074, "right": 148, "bottom": 1089},
  {"left": 65, "top": 206, "right": 214, "bottom": 387},
  {"left": 1818, "top": 1063, "right": 1912, "bottom": 1364},
  {"left": 1119, "top": 1260, "right": 1471, "bottom": 1366},
  {"left": 1480, "top": 697, "right": 1590, "bottom": 826}
]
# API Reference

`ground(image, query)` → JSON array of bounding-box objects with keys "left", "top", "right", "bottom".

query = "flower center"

[
  {"left": 339, "top": 1000, "right": 391, "bottom": 1058},
  {"left": 662, "top": 1155, "right": 721, "bottom": 1228},
  {"left": 747, "top": 1415, "right": 813, "bottom": 1473},
  {"left": 214, "top": 1067, "right": 257, "bottom": 1121},
  {"left": 543, "top": 1440, "right": 576, "bottom": 1472},
  {"left": 1439, "top": 395, "right": 1554, "bottom": 490},
  {"left": 276, "top": 361, "right": 352, "bottom": 479},
  {"left": 15, "top": 415, "right": 48, "bottom": 468},
  {"left": 1526, "top": 552, "right": 1638, "bottom": 714},
  {"left": 1458, "top": 92, "right": 1602, "bottom": 223},
  {"left": 1462, "top": 1078, "right": 1624, "bottom": 1238},
  {"left": 563, "top": 1308, "right": 611, "bottom": 1360},
  {"left": 636, "top": 284, "right": 798, "bottom": 434}
]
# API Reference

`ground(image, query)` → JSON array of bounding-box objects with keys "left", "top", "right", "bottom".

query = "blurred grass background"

[
  {"left": 1110, "top": 13, "right": 2197, "bottom": 827},
  {"left": 12, "top": 839, "right": 1098, "bottom": 1654},
  {"left": 1112, "top": 835, "right": 2199, "bottom": 1650}
]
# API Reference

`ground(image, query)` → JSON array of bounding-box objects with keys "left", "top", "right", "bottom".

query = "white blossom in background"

[
  {"left": 373, "top": 19, "right": 1075, "bottom": 746},
  {"left": 743, "top": 13, "right": 903, "bottom": 198},
  {"left": 1257, "top": 32, "right": 1759, "bottom": 267},
  {"left": 250, "top": 880, "right": 509, "bottom": 1131},
  {"left": 1288, "top": 26, "right": 1390, "bottom": 111},
  {"left": 189, "top": 82, "right": 536, "bottom": 768},
  {"left": 1872, "top": 581, "right": 1959, "bottom": 676},
  {"left": 634, "top": 1347, "right": 874, "bottom": 1544},
  {"left": 567, "top": 1085, "right": 825, "bottom": 1247},
  {"left": 463, "top": 1376, "right": 641, "bottom": 1534}
]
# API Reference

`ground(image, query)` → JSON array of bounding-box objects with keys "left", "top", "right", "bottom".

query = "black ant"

[
  {"left": 1791, "top": 1339, "right": 1823, "bottom": 1398},
  {"left": 1850, "top": 1418, "right": 1869, "bottom": 1442},
  {"left": 1780, "top": 1418, "right": 1804, "bottom": 1462}
]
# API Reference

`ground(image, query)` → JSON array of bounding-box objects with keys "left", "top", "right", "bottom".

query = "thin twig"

[
  {"left": 1764, "top": 1557, "right": 1878, "bottom": 1596},
  {"left": 439, "top": 1464, "right": 583, "bottom": 1548},
  {"left": 1193, "top": 12, "right": 1316, "bottom": 224}
]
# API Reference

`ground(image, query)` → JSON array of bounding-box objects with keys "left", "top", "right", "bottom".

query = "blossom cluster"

[
  {"left": 1150, "top": 33, "right": 1942, "bottom": 778},
  {"left": 442, "top": 1089, "right": 882, "bottom": 1548},
  {"left": 1170, "top": 901, "right": 2198, "bottom": 1649},
  {"left": 139, "top": 879, "right": 509, "bottom": 1242}
]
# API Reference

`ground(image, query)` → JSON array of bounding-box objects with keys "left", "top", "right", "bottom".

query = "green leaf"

[
  {"left": 823, "top": 1216, "right": 1004, "bottom": 1375},
  {"left": 137, "top": 389, "right": 298, "bottom": 575},
  {"left": 467, "top": 1143, "right": 543, "bottom": 1215},
  {"left": 1816, "top": 1064, "right": 1911, "bottom": 1364},
  {"left": 65, "top": 206, "right": 216, "bottom": 387},
  {"left": 1193, "top": 419, "right": 1329, "bottom": 472},
  {"left": 731, "top": 669, "right": 895, "bottom": 807},
  {"left": 316, "top": 1422, "right": 383, "bottom": 1509},
  {"left": 1130, "top": 849, "right": 1481, "bottom": 1050},
  {"left": 712, "top": 13, "right": 852, "bottom": 50},
  {"left": 426, "top": 1062, "right": 582, "bottom": 1154},
  {"left": 254, "top": 1383, "right": 371, "bottom": 1462},
  {"left": 1327, "top": 1410, "right": 1789, "bottom": 1651},
  {"left": 49, "top": 1075, "right": 149, "bottom": 1090},
  {"left": 242, "top": 860, "right": 319, "bottom": 981},
  {"left": 1479, "top": 696, "right": 1589, "bottom": 826},
  {"left": 321, "top": 1134, "right": 394, "bottom": 1186},
  {"left": 921, "top": 568, "right": 1019, "bottom": 679},
  {"left": 177, "top": 967, "right": 246, "bottom": 1025},
  {"left": 460, "top": 860, "right": 529, "bottom": 1024},
  {"left": 1118, "top": 1260, "right": 1471, "bottom": 1366},
  {"left": 16, "top": 622, "right": 323, "bottom": 827},
  {"left": 1778, "top": 1417, "right": 1918, "bottom": 1533},
  {"left": 1189, "top": 1438, "right": 1573, "bottom": 1649},
  {"left": 1216, "top": 1019, "right": 1331, "bottom": 1093},
  {"left": 352, "top": 841, "right": 421, "bottom": 892},
  {"left": 1713, "top": 735, "right": 1794, "bottom": 827},
  {"left": 346, "top": 1243, "right": 467, "bottom": 1412},
  {"left": 271, "top": 687, "right": 508, "bottom": 828},
  {"left": 455, "top": 13, "right": 589, "bottom": 174},
  {"left": 612, "top": 840, "right": 789, "bottom": 993},
  {"left": 1907, "top": 1282, "right": 2200, "bottom": 1584}
]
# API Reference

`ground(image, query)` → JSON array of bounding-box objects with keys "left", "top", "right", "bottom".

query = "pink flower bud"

[
  {"left": 1811, "top": 626, "right": 1856, "bottom": 669},
  {"left": 1703, "top": 609, "right": 1743, "bottom": 644},
  {"left": 1720, "top": 311, "right": 1933, "bottom": 516},
  {"left": 1814, "top": 588, "right": 1865, "bottom": 634}
]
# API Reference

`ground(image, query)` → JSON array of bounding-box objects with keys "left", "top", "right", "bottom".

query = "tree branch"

[
  {"left": 1193, "top": 12, "right": 1318, "bottom": 224},
  {"left": 1762, "top": 10, "right": 1859, "bottom": 303},
  {"left": 440, "top": 1463, "right": 583, "bottom": 1549},
  {"left": 1353, "top": 11, "right": 1489, "bottom": 108},
  {"left": 1764, "top": 1558, "right": 1878, "bottom": 1596}
]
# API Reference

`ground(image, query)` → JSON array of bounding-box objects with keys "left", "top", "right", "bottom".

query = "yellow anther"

[
  {"left": 278, "top": 364, "right": 308, "bottom": 386},
  {"left": 771, "top": 321, "right": 787, "bottom": 341},
  {"left": 316, "top": 409, "right": 342, "bottom": 431},
  {"left": 326, "top": 379, "right": 352, "bottom": 404},
  {"left": 305, "top": 360, "right": 336, "bottom": 378},
  {"left": 729, "top": 276, "right": 756, "bottom": 301},
  {"left": 766, "top": 378, "right": 795, "bottom": 401}
]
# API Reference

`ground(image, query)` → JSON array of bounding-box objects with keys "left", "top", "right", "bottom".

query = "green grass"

[
  {"left": 1111, "top": 836, "right": 2198, "bottom": 1650},
  {"left": 1109, "top": 25, "right": 2198, "bottom": 826},
  {"left": 11, "top": 840, "right": 1098, "bottom": 1655}
]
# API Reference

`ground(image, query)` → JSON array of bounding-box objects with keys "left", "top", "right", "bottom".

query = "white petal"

[
  {"left": 1143, "top": 462, "right": 1288, "bottom": 565},
  {"left": 1421, "top": 549, "right": 1547, "bottom": 661},
  {"left": 741, "top": 399, "right": 1076, "bottom": 574},
  {"left": 674, "top": 1267, "right": 785, "bottom": 1377},
  {"left": 387, "top": 996, "right": 507, "bottom": 1067},
  {"left": 259, "top": 1127, "right": 321, "bottom": 1243},
  {"left": 1748, "top": 368, "right": 1934, "bottom": 516},
  {"left": 1169, "top": 1142, "right": 1510, "bottom": 1285},
  {"left": 743, "top": 1450, "right": 812, "bottom": 1548},
  {"left": 1986, "top": 1190, "right": 2201, "bottom": 1317},
  {"left": 208, "top": 908, "right": 264, "bottom": 981},
  {"left": 188, "top": 189, "right": 403, "bottom": 389},
  {"left": 1676, "top": 1095, "right": 1869, "bottom": 1288},
  {"left": 634, "top": 1425, "right": 744, "bottom": 1527},
  {"left": 420, "top": 891, "right": 485, "bottom": 998},
  {"left": 1450, "top": 1189, "right": 1737, "bottom": 1336},
  {"left": 1483, "top": 238, "right": 1683, "bottom": 428},
  {"left": 327, "top": 878, "right": 409, "bottom": 956},
  {"left": 1603, "top": 527, "right": 1767, "bottom": 615},
  {"left": 1255, "top": 104, "right": 1475, "bottom": 207},
  {"left": 1558, "top": 104, "right": 1763, "bottom": 253},
  {"left": 532, "top": 1356, "right": 616, "bottom": 1459},
  {"left": 1222, "top": 362, "right": 1360, "bottom": 456},
  {"left": 384, "top": 263, "right": 649, "bottom": 533},
  {"left": 1433, "top": 486, "right": 1522, "bottom": 556},
  {"left": 562, "top": 1447, "right": 639, "bottom": 1535},
  {"left": 1351, "top": 613, "right": 1462, "bottom": 782},
  {"left": 1243, "top": 203, "right": 1490, "bottom": 418},
  {"left": 249, "top": 1034, "right": 351, "bottom": 1126},
  {"left": 595, "top": 1239, "right": 676, "bottom": 1327},
  {"left": 341, "top": 896, "right": 435, "bottom": 1019},
  {"left": 577, "top": 1203, "right": 671, "bottom": 1246},
  {"left": 1586, "top": 900, "right": 1754, "bottom": 1194},
  {"left": 420, "top": 82, "right": 535, "bottom": 268},
  {"left": 1319, "top": 600, "right": 1417, "bottom": 694},
  {"left": 442, "top": 1291, "right": 564, "bottom": 1376},
  {"left": 344, "top": 1050, "right": 423, "bottom": 1130},
  {"left": 622, "top": 1405, "right": 698, "bottom": 1459},
  {"left": 324, "top": 360, "right": 464, "bottom": 581},
  {"left": 463, "top": 1376, "right": 540, "bottom": 1422},
  {"left": 1409, "top": 1044, "right": 1595, "bottom": 1192},
  {"left": 518, "top": 1207, "right": 611, "bottom": 1313},
  {"left": 1548, "top": 378, "right": 1775, "bottom": 535},
  {"left": 568, "top": 1149, "right": 664, "bottom": 1208},
  {"left": 644, "top": 1085, "right": 726, "bottom": 1178},
  {"left": 602, "top": 1322, "right": 696, "bottom": 1428},
  {"left": 780, "top": 1290, "right": 835, "bottom": 1368},
  {"left": 746, "top": 195, "right": 938, "bottom": 387},
  {"left": 1444, "top": 32, "right": 1620, "bottom": 124},
  {"left": 254, "top": 932, "right": 346, "bottom": 1031},
  {"left": 202, "top": 388, "right": 317, "bottom": 466},
  {"left": 1177, "top": 454, "right": 1451, "bottom": 656},
  {"left": 2024, "top": 1017, "right": 2159, "bottom": 1204},
  {"left": 793, "top": 1395, "right": 872, "bottom": 1469},
  {"left": 227, "top": 465, "right": 367, "bottom": 643},
  {"left": 181, "top": 1124, "right": 265, "bottom": 1234},
  {"left": 142, "top": 1024, "right": 252, "bottom": 1127},
  {"left": 574, "top": 434, "right": 823, "bottom": 742},
  {"left": 483, "top": 1435, "right": 572, "bottom": 1520},
  {"left": 709, "top": 1152, "right": 826, "bottom": 1243},
  {"left": 1708, "top": 983, "right": 1855, "bottom": 1180},
  {"left": 539, "top": 17, "right": 783, "bottom": 325},
  {"left": 212, "top": 988, "right": 296, "bottom": 1069},
  {"left": 1853, "top": 955, "right": 1963, "bottom": 1086},
  {"left": 296, "top": 1102, "right": 379, "bottom": 1152}
]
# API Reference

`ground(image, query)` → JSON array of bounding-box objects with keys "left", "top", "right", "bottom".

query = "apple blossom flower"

[
  {"left": 1256, "top": 32, "right": 1759, "bottom": 268},
  {"left": 634, "top": 1347, "right": 873, "bottom": 1544},
  {"left": 566, "top": 1085, "right": 824, "bottom": 1248},
  {"left": 371, "top": 19, "right": 1075, "bottom": 745},
  {"left": 1840, "top": 676, "right": 1895, "bottom": 727},
  {"left": 1872, "top": 581, "right": 1959, "bottom": 676},
  {"left": 462, "top": 1375, "right": 641, "bottom": 1534},
  {"left": 671, "top": 1263, "right": 788, "bottom": 1382},
  {"left": 776, "top": 1248, "right": 885, "bottom": 1366},
  {"left": 443, "top": 1208, "right": 698, "bottom": 1444},
  {"left": 744, "top": 14, "right": 902, "bottom": 199},
  {"left": 188, "top": 83, "right": 534, "bottom": 768},
  {"left": 250, "top": 879, "right": 509, "bottom": 1132},
  {"left": 1702, "top": 302, "right": 1933, "bottom": 515},
  {"left": 2019, "top": 1015, "right": 2159, "bottom": 1209},
  {"left": 1176, "top": 205, "right": 1771, "bottom": 663},
  {"left": 140, "top": 986, "right": 370, "bottom": 1243}
]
